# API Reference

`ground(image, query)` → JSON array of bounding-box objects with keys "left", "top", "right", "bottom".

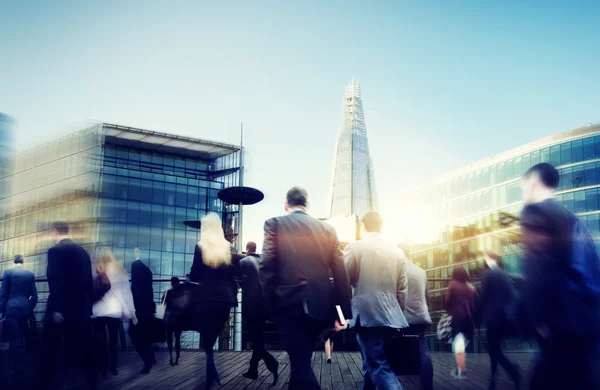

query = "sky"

[{"left": 1, "top": 0, "right": 599, "bottom": 248}]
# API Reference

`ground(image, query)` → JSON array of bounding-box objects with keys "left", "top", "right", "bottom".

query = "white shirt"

[{"left": 92, "top": 263, "right": 137, "bottom": 320}]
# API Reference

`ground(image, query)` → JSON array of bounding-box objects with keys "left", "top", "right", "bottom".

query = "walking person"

[
  {"left": 189, "top": 213, "right": 241, "bottom": 389},
  {"left": 38, "top": 221, "right": 97, "bottom": 389},
  {"left": 445, "top": 266, "right": 477, "bottom": 380},
  {"left": 130, "top": 247, "right": 156, "bottom": 374},
  {"left": 321, "top": 328, "right": 339, "bottom": 364},
  {"left": 163, "top": 276, "right": 183, "bottom": 366},
  {"left": 478, "top": 251, "right": 521, "bottom": 389},
  {"left": 344, "top": 212, "right": 407, "bottom": 390},
  {"left": 259, "top": 187, "right": 352, "bottom": 390},
  {"left": 91, "top": 248, "right": 137, "bottom": 377},
  {"left": 0, "top": 255, "right": 38, "bottom": 377},
  {"left": 400, "top": 247, "right": 434, "bottom": 390},
  {"left": 520, "top": 163, "right": 600, "bottom": 389},
  {"left": 239, "top": 241, "right": 279, "bottom": 383}
]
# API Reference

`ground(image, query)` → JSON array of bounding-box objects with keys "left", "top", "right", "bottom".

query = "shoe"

[
  {"left": 110, "top": 368, "right": 119, "bottom": 376},
  {"left": 450, "top": 368, "right": 459, "bottom": 379},
  {"left": 327, "top": 358, "right": 332, "bottom": 364},
  {"left": 140, "top": 364, "right": 152, "bottom": 375},
  {"left": 242, "top": 371, "right": 259, "bottom": 380}
]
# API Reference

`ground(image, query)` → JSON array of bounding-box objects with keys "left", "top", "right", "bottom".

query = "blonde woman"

[
  {"left": 189, "top": 213, "right": 240, "bottom": 390},
  {"left": 92, "top": 247, "right": 137, "bottom": 376}
]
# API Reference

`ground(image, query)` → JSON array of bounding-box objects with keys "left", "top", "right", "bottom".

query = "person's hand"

[
  {"left": 334, "top": 319, "right": 348, "bottom": 332},
  {"left": 132, "top": 316, "right": 139, "bottom": 326},
  {"left": 52, "top": 312, "right": 64, "bottom": 324}
]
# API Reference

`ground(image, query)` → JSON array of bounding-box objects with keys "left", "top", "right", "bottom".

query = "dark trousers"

[
  {"left": 277, "top": 312, "right": 325, "bottom": 390},
  {"left": 4, "top": 317, "right": 30, "bottom": 372},
  {"left": 245, "top": 316, "right": 278, "bottom": 374},
  {"left": 193, "top": 304, "right": 232, "bottom": 388},
  {"left": 356, "top": 327, "right": 403, "bottom": 390},
  {"left": 129, "top": 319, "right": 155, "bottom": 367},
  {"left": 404, "top": 325, "right": 433, "bottom": 390},
  {"left": 92, "top": 317, "right": 121, "bottom": 372},
  {"left": 486, "top": 324, "right": 519, "bottom": 384},
  {"left": 38, "top": 320, "right": 98, "bottom": 389},
  {"left": 531, "top": 336, "right": 599, "bottom": 390}
]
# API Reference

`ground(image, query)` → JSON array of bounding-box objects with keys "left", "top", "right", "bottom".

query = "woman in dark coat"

[
  {"left": 189, "top": 213, "right": 241, "bottom": 389},
  {"left": 445, "top": 266, "right": 477, "bottom": 379}
]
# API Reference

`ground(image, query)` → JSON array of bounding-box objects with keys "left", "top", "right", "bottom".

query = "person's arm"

[
  {"left": 0, "top": 271, "right": 9, "bottom": 317},
  {"left": 424, "top": 274, "right": 431, "bottom": 308},
  {"left": 445, "top": 284, "right": 454, "bottom": 312},
  {"left": 47, "top": 247, "right": 66, "bottom": 317},
  {"left": 189, "top": 245, "right": 203, "bottom": 282},
  {"left": 116, "top": 272, "right": 137, "bottom": 323},
  {"left": 343, "top": 244, "right": 358, "bottom": 288},
  {"left": 330, "top": 230, "right": 352, "bottom": 321},
  {"left": 29, "top": 275, "right": 38, "bottom": 313},
  {"left": 259, "top": 218, "right": 278, "bottom": 311},
  {"left": 396, "top": 253, "right": 408, "bottom": 312},
  {"left": 476, "top": 273, "right": 491, "bottom": 327}
]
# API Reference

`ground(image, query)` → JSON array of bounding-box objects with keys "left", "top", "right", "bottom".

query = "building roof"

[{"left": 102, "top": 123, "right": 241, "bottom": 160}]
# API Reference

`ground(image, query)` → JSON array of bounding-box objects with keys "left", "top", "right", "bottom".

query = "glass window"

[
  {"left": 560, "top": 142, "right": 572, "bottom": 165},
  {"left": 151, "top": 204, "right": 164, "bottom": 227},
  {"left": 174, "top": 230, "right": 186, "bottom": 253},
  {"left": 161, "top": 252, "right": 173, "bottom": 277},
  {"left": 586, "top": 189, "right": 598, "bottom": 212},
  {"left": 186, "top": 231, "right": 198, "bottom": 254},
  {"left": 150, "top": 228, "right": 162, "bottom": 251},
  {"left": 541, "top": 148, "right": 550, "bottom": 163},
  {"left": 162, "top": 229, "right": 174, "bottom": 252},
  {"left": 482, "top": 190, "right": 491, "bottom": 210},
  {"left": 466, "top": 173, "right": 474, "bottom": 193},
  {"left": 128, "top": 178, "right": 141, "bottom": 201},
  {"left": 175, "top": 207, "right": 187, "bottom": 230},
  {"left": 474, "top": 171, "right": 482, "bottom": 191},
  {"left": 149, "top": 250, "right": 162, "bottom": 276},
  {"left": 163, "top": 206, "right": 175, "bottom": 229},
  {"left": 550, "top": 145, "right": 561, "bottom": 167},
  {"left": 139, "top": 203, "right": 152, "bottom": 226},
  {"left": 585, "top": 162, "right": 597, "bottom": 187},
  {"left": 126, "top": 225, "right": 138, "bottom": 248},
  {"left": 584, "top": 138, "right": 595, "bottom": 161},
  {"left": 575, "top": 191, "right": 586, "bottom": 213},
  {"left": 459, "top": 176, "right": 467, "bottom": 195},
  {"left": 137, "top": 226, "right": 151, "bottom": 250},
  {"left": 165, "top": 183, "right": 176, "bottom": 206},
  {"left": 176, "top": 184, "right": 187, "bottom": 206},
  {"left": 505, "top": 159, "right": 514, "bottom": 180},
  {"left": 595, "top": 136, "right": 600, "bottom": 159},
  {"left": 489, "top": 165, "right": 497, "bottom": 186},
  {"left": 514, "top": 156, "right": 522, "bottom": 177},
  {"left": 522, "top": 153, "right": 531, "bottom": 173},
  {"left": 173, "top": 253, "right": 185, "bottom": 278},
  {"left": 573, "top": 166, "right": 584, "bottom": 188},
  {"left": 572, "top": 140, "right": 583, "bottom": 163},
  {"left": 561, "top": 167, "right": 573, "bottom": 190},
  {"left": 498, "top": 162, "right": 505, "bottom": 183},
  {"left": 587, "top": 214, "right": 600, "bottom": 237},
  {"left": 127, "top": 202, "right": 140, "bottom": 225},
  {"left": 113, "top": 225, "right": 126, "bottom": 247}
]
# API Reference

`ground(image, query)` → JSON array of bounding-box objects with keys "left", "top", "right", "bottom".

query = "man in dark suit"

[
  {"left": 130, "top": 247, "right": 156, "bottom": 374},
  {"left": 38, "top": 221, "right": 97, "bottom": 389},
  {"left": 240, "top": 241, "right": 278, "bottom": 383},
  {"left": 477, "top": 251, "right": 521, "bottom": 390},
  {"left": 259, "top": 186, "right": 352, "bottom": 390},
  {"left": 0, "top": 255, "right": 38, "bottom": 375},
  {"left": 521, "top": 163, "right": 600, "bottom": 389}
]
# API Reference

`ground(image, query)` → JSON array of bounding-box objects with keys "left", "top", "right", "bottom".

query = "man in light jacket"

[{"left": 345, "top": 212, "right": 408, "bottom": 390}]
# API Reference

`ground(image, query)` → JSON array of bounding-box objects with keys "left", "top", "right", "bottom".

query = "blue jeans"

[
  {"left": 356, "top": 327, "right": 403, "bottom": 390},
  {"left": 404, "top": 325, "right": 433, "bottom": 390}
]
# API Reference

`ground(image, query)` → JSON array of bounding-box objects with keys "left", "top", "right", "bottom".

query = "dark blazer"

[
  {"left": 445, "top": 280, "right": 477, "bottom": 339},
  {"left": 131, "top": 260, "right": 156, "bottom": 320},
  {"left": 477, "top": 267, "right": 517, "bottom": 328},
  {"left": 0, "top": 266, "right": 38, "bottom": 319},
  {"left": 240, "top": 254, "right": 264, "bottom": 318},
  {"left": 259, "top": 210, "right": 352, "bottom": 324},
  {"left": 189, "top": 245, "right": 240, "bottom": 307},
  {"left": 46, "top": 238, "right": 93, "bottom": 323}
]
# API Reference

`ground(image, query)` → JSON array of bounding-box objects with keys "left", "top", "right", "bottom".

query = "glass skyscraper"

[
  {"left": 0, "top": 122, "right": 242, "bottom": 348},
  {"left": 329, "top": 78, "right": 378, "bottom": 219},
  {"left": 406, "top": 123, "right": 600, "bottom": 352}
]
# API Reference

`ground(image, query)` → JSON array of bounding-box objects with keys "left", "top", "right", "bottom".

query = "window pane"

[
  {"left": 550, "top": 145, "right": 561, "bottom": 167},
  {"left": 514, "top": 156, "right": 522, "bottom": 177},
  {"left": 541, "top": 148, "right": 550, "bottom": 163},
  {"left": 139, "top": 203, "right": 152, "bottom": 226},
  {"left": 150, "top": 228, "right": 162, "bottom": 251},
  {"left": 560, "top": 142, "right": 572, "bottom": 165},
  {"left": 522, "top": 153, "right": 531, "bottom": 173},
  {"left": 560, "top": 167, "right": 573, "bottom": 190},
  {"left": 587, "top": 214, "right": 600, "bottom": 237},
  {"left": 572, "top": 140, "right": 583, "bottom": 163},
  {"left": 162, "top": 229, "right": 174, "bottom": 252},
  {"left": 575, "top": 191, "right": 586, "bottom": 213},
  {"left": 505, "top": 159, "right": 514, "bottom": 180},
  {"left": 573, "top": 166, "right": 584, "bottom": 188},
  {"left": 531, "top": 150, "right": 541, "bottom": 166},
  {"left": 563, "top": 192, "right": 574, "bottom": 212},
  {"left": 586, "top": 189, "right": 598, "bottom": 212},
  {"left": 474, "top": 171, "right": 482, "bottom": 191},
  {"left": 584, "top": 138, "right": 595, "bottom": 161},
  {"left": 467, "top": 173, "right": 474, "bottom": 193},
  {"left": 490, "top": 166, "right": 497, "bottom": 185},
  {"left": 595, "top": 136, "right": 600, "bottom": 159},
  {"left": 174, "top": 230, "right": 186, "bottom": 253},
  {"left": 585, "top": 162, "right": 597, "bottom": 187},
  {"left": 498, "top": 162, "right": 505, "bottom": 183}
]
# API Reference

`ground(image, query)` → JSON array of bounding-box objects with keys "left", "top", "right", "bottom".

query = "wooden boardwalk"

[{"left": 1, "top": 350, "right": 536, "bottom": 389}]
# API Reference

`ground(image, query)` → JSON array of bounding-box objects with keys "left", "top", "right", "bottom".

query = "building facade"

[
  {"left": 406, "top": 123, "right": 600, "bottom": 351},
  {"left": 0, "top": 123, "right": 242, "bottom": 348},
  {"left": 329, "top": 78, "right": 378, "bottom": 219}
]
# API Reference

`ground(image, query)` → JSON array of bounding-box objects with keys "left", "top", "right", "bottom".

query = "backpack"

[
  {"left": 92, "top": 271, "right": 111, "bottom": 303},
  {"left": 437, "top": 314, "right": 453, "bottom": 341}
]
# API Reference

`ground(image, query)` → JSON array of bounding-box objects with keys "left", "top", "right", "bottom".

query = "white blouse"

[{"left": 92, "top": 263, "right": 136, "bottom": 320}]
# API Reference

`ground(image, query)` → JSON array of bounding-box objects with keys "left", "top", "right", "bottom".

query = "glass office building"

[
  {"left": 329, "top": 78, "right": 378, "bottom": 218},
  {"left": 406, "top": 123, "right": 600, "bottom": 351},
  {"left": 0, "top": 123, "right": 242, "bottom": 348}
]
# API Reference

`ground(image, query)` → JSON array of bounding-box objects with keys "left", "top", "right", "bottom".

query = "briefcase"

[{"left": 384, "top": 331, "right": 421, "bottom": 375}]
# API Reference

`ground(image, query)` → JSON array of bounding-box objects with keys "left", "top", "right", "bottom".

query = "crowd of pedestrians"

[{"left": 0, "top": 162, "right": 599, "bottom": 390}]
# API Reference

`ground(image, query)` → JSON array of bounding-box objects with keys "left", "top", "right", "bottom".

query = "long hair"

[
  {"left": 451, "top": 266, "right": 469, "bottom": 284},
  {"left": 95, "top": 247, "right": 126, "bottom": 275},
  {"left": 198, "top": 213, "right": 231, "bottom": 268}
]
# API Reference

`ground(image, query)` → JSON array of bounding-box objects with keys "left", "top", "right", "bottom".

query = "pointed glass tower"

[{"left": 329, "top": 78, "right": 378, "bottom": 218}]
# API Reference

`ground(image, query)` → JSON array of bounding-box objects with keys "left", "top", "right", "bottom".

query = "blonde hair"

[
  {"left": 95, "top": 247, "right": 126, "bottom": 275},
  {"left": 198, "top": 213, "right": 231, "bottom": 268}
]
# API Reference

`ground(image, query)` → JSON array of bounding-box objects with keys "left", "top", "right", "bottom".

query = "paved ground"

[{"left": 1, "top": 350, "right": 535, "bottom": 389}]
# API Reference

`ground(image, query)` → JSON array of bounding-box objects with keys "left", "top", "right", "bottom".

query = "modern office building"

[
  {"left": 329, "top": 78, "right": 378, "bottom": 219},
  {"left": 406, "top": 123, "right": 600, "bottom": 351},
  {"left": 0, "top": 113, "right": 14, "bottom": 217},
  {"left": 0, "top": 122, "right": 243, "bottom": 348}
]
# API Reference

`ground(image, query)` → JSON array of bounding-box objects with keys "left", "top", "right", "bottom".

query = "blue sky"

[{"left": 1, "top": 1, "right": 599, "bottom": 246}]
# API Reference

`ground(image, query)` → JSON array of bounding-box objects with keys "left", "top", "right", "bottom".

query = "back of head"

[
  {"left": 51, "top": 221, "right": 69, "bottom": 236},
  {"left": 451, "top": 267, "right": 469, "bottom": 284},
  {"left": 362, "top": 211, "right": 383, "bottom": 233},
  {"left": 286, "top": 186, "right": 308, "bottom": 208},
  {"left": 246, "top": 241, "right": 257, "bottom": 254},
  {"left": 524, "top": 163, "right": 560, "bottom": 190},
  {"left": 96, "top": 247, "right": 124, "bottom": 274},
  {"left": 14, "top": 255, "right": 24, "bottom": 265},
  {"left": 199, "top": 213, "right": 232, "bottom": 268},
  {"left": 171, "top": 276, "right": 180, "bottom": 286}
]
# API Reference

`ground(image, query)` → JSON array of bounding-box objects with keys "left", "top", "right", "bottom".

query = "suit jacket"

[
  {"left": 477, "top": 266, "right": 517, "bottom": 328},
  {"left": 344, "top": 232, "right": 408, "bottom": 328},
  {"left": 240, "top": 254, "right": 265, "bottom": 318},
  {"left": 0, "top": 266, "right": 38, "bottom": 319},
  {"left": 189, "top": 245, "right": 240, "bottom": 307},
  {"left": 405, "top": 261, "right": 432, "bottom": 326},
  {"left": 131, "top": 260, "right": 156, "bottom": 320},
  {"left": 259, "top": 210, "right": 352, "bottom": 324},
  {"left": 46, "top": 238, "right": 93, "bottom": 323}
]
